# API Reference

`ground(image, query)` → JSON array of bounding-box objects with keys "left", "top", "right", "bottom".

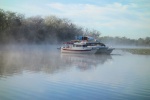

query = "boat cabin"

[
  {"left": 73, "top": 44, "right": 87, "bottom": 47},
  {"left": 86, "top": 42, "right": 105, "bottom": 46}
]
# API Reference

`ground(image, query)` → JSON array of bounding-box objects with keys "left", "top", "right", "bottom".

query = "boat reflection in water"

[{"left": 61, "top": 54, "right": 112, "bottom": 71}]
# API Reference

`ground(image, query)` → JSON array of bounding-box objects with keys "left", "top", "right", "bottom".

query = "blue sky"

[{"left": 0, "top": 0, "right": 150, "bottom": 39}]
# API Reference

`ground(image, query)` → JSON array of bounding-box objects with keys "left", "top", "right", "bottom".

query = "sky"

[{"left": 0, "top": 0, "right": 150, "bottom": 39}]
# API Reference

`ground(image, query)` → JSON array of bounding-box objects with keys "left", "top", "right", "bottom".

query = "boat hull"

[
  {"left": 95, "top": 48, "right": 113, "bottom": 54},
  {"left": 87, "top": 46, "right": 114, "bottom": 54},
  {"left": 61, "top": 48, "right": 96, "bottom": 54}
]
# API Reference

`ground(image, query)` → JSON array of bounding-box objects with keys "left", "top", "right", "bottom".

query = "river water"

[{"left": 0, "top": 45, "right": 150, "bottom": 100}]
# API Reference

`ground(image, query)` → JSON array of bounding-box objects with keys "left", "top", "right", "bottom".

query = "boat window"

[
  {"left": 83, "top": 45, "right": 87, "bottom": 47},
  {"left": 73, "top": 45, "right": 87, "bottom": 47},
  {"left": 76, "top": 45, "right": 82, "bottom": 47}
]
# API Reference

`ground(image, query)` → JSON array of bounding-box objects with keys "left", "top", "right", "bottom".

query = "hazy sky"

[{"left": 0, "top": 0, "right": 150, "bottom": 39}]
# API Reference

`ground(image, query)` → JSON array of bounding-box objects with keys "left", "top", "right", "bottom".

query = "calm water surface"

[{"left": 0, "top": 45, "right": 150, "bottom": 100}]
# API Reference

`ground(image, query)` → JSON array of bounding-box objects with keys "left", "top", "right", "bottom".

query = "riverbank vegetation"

[
  {"left": 121, "top": 48, "right": 150, "bottom": 55},
  {"left": 0, "top": 8, "right": 150, "bottom": 46}
]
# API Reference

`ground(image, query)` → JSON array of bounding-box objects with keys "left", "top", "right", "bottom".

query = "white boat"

[
  {"left": 61, "top": 41, "right": 97, "bottom": 54},
  {"left": 60, "top": 36, "right": 114, "bottom": 54}
]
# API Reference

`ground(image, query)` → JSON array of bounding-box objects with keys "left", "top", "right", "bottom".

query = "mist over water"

[{"left": 0, "top": 45, "right": 150, "bottom": 100}]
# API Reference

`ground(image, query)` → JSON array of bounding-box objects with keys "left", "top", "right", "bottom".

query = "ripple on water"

[{"left": 0, "top": 69, "right": 150, "bottom": 100}]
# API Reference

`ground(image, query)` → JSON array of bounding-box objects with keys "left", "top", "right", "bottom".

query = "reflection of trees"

[
  {"left": 61, "top": 54, "right": 112, "bottom": 71},
  {"left": 0, "top": 46, "right": 112, "bottom": 77},
  {"left": 0, "top": 46, "right": 64, "bottom": 76}
]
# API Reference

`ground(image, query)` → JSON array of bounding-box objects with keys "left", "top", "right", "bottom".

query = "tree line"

[
  {"left": 0, "top": 8, "right": 150, "bottom": 46},
  {"left": 0, "top": 8, "right": 100, "bottom": 44},
  {"left": 99, "top": 36, "right": 150, "bottom": 46}
]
